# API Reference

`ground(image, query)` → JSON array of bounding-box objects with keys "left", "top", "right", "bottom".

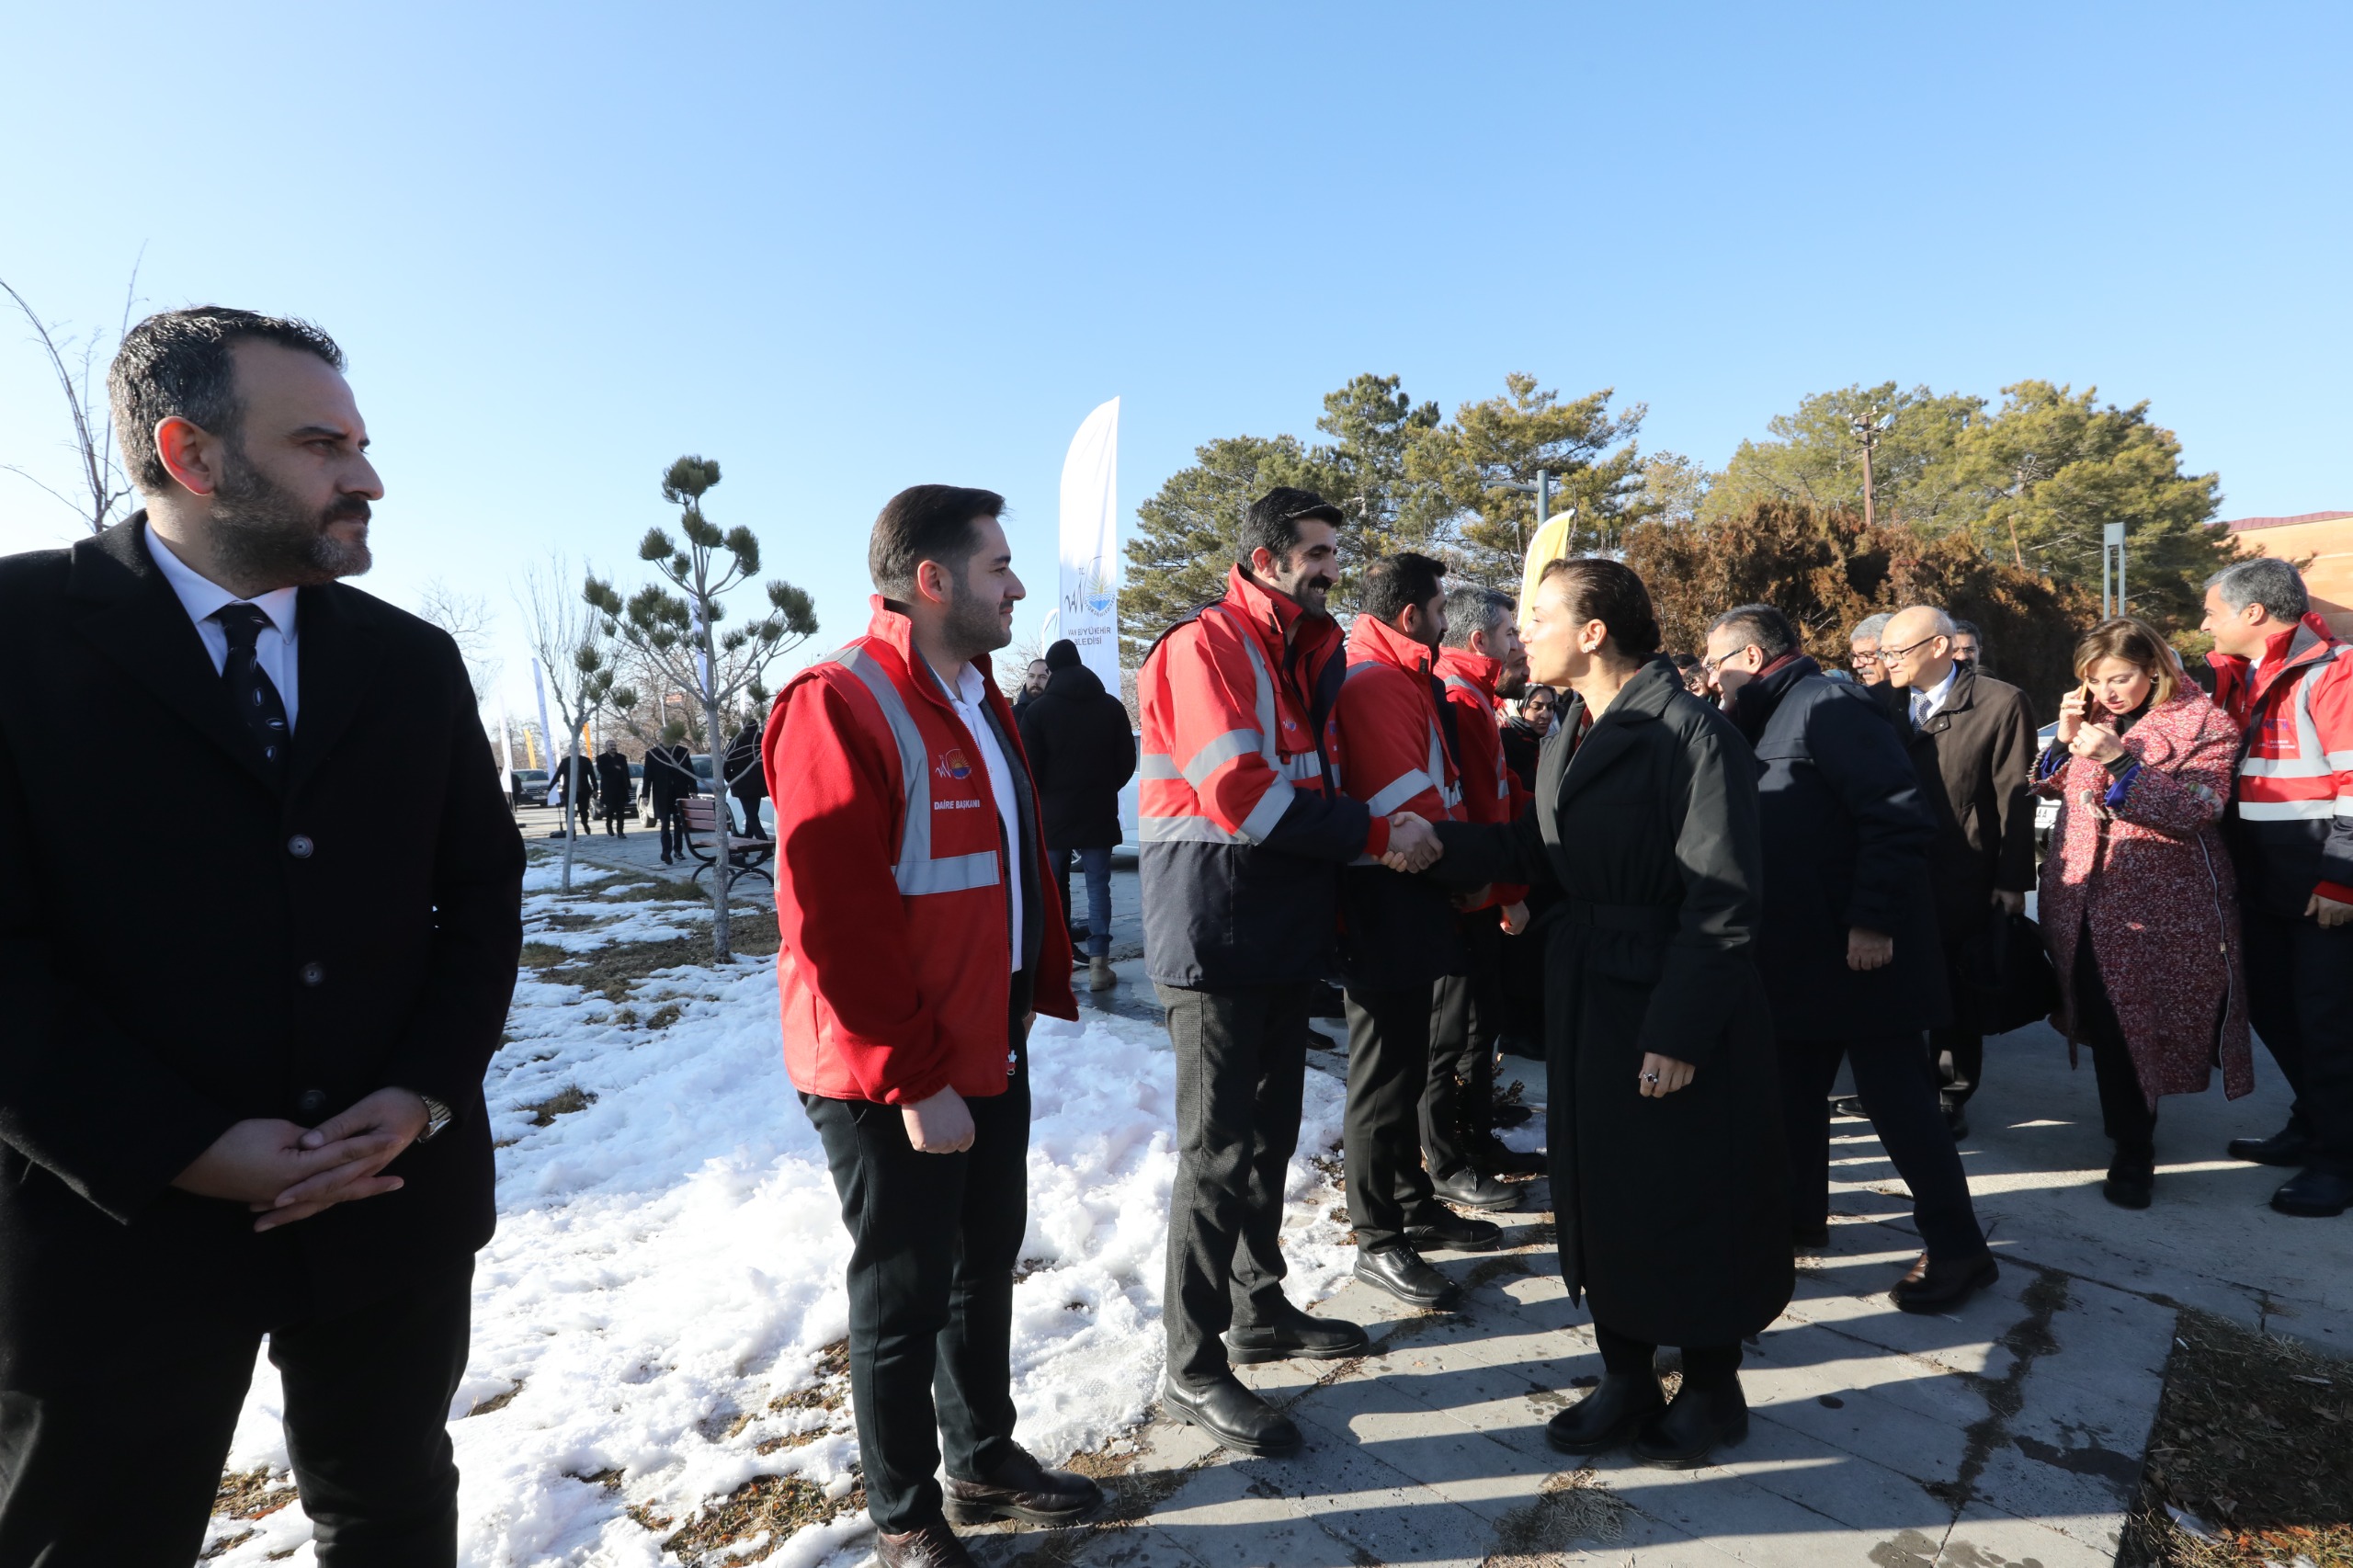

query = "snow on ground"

[{"left": 201, "top": 874, "right": 1356, "bottom": 1567}]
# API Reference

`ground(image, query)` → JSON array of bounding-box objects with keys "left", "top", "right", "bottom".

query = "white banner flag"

[{"left": 1057, "top": 397, "right": 1121, "bottom": 691}]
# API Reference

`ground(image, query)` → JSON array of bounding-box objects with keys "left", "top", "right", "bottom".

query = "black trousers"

[
  {"left": 1594, "top": 1321, "right": 1741, "bottom": 1391},
  {"left": 1157, "top": 982, "right": 1313, "bottom": 1388},
  {"left": 0, "top": 1265, "right": 472, "bottom": 1568},
  {"left": 2242, "top": 909, "right": 2353, "bottom": 1173},
  {"left": 1344, "top": 983, "right": 1444, "bottom": 1253},
  {"left": 801, "top": 974, "right": 1032, "bottom": 1534},
  {"left": 1779, "top": 1031, "right": 1987, "bottom": 1262},
  {"left": 2071, "top": 930, "right": 2156, "bottom": 1164},
  {"left": 1425, "top": 915, "right": 1504, "bottom": 1182},
  {"left": 655, "top": 800, "right": 687, "bottom": 858}
]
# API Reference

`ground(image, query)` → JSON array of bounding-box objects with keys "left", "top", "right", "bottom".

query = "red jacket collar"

[
  {"left": 865, "top": 596, "right": 977, "bottom": 711},
  {"left": 2209, "top": 610, "right": 2341, "bottom": 707},
  {"left": 1219, "top": 564, "right": 1338, "bottom": 666},
  {"left": 1348, "top": 609, "right": 1438, "bottom": 676},
  {"left": 1434, "top": 645, "right": 1501, "bottom": 702}
]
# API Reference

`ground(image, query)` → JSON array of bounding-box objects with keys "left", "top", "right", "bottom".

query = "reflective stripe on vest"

[
  {"left": 1346, "top": 661, "right": 1462, "bottom": 814},
  {"left": 2241, "top": 649, "right": 2346, "bottom": 779},
  {"left": 827, "top": 645, "right": 1003, "bottom": 897},
  {"left": 1139, "top": 603, "right": 1301, "bottom": 845}
]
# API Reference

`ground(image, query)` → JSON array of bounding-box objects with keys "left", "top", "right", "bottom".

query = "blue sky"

[{"left": 4, "top": 1, "right": 2347, "bottom": 718}]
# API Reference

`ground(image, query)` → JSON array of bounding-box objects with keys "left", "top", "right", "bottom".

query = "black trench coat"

[{"left": 1434, "top": 657, "right": 1792, "bottom": 1347}]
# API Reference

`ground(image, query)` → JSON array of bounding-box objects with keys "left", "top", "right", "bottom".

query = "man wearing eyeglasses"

[{"left": 1877, "top": 606, "right": 2039, "bottom": 1139}]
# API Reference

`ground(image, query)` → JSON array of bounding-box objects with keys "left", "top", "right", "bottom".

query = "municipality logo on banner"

[{"left": 1057, "top": 397, "right": 1121, "bottom": 688}]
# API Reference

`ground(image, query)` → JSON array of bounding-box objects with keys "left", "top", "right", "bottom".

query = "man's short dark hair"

[
  {"left": 1708, "top": 603, "right": 1799, "bottom": 662},
  {"left": 869, "top": 484, "right": 1004, "bottom": 599},
  {"left": 1044, "top": 639, "right": 1080, "bottom": 670},
  {"left": 1443, "top": 587, "right": 1515, "bottom": 650},
  {"left": 1359, "top": 552, "right": 1447, "bottom": 625},
  {"left": 1241, "top": 487, "right": 1344, "bottom": 563},
  {"left": 2207, "top": 556, "right": 2309, "bottom": 622},
  {"left": 108, "top": 307, "right": 346, "bottom": 494},
  {"left": 1537, "top": 557, "right": 1662, "bottom": 656}
]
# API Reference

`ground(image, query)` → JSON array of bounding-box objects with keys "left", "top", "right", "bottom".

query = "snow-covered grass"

[{"left": 201, "top": 867, "right": 1354, "bottom": 1567}]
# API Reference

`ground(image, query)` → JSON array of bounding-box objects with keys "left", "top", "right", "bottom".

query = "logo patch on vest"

[{"left": 935, "top": 748, "right": 972, "bottom": 780}]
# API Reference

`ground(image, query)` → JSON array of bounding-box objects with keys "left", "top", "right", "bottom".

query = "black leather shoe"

[
  {"left": 944, "top": 1445, "right": 1103, "bottom": 1526},
  {"left": 1431, "top": 1168, "right": 1520, "bottom": 1211},
  {"left": 2270, "top": 1165, "right": 2353, "bottom": 1218},
  {"left": 1162, "top": 1373, "right": 1301, "bottom": 1456},
  {"left": 1354, "top": 1244, "right": 1461, "bottom": 1308},
  {"left": 1223, "top": 1307, "right": 1370, "bottom": 1365},
  {"left": 877, "top": 1521, "right": 974, "bottom": 1568},
  {"left": 1830, "top": 1096, "right": 1867, "bottom": 1119},
  {"left": 2229, "top": 1123, "right": 2313, "bottom": 1167},
  {"left": 1404, "top": 1210, "right": 1504, "bottom": 1253},
  {"left": 2102, "top": 1157, "right": 2154, "bottom": 1210},
  {"left": 1544, "top": 1371, "right": 1664, "bottom": 1454},
  {"left": 1474, "top": 1135, "right": 1547, "bottom": 1176},
  {"left": 1891, "top": 1251, "right": 1998, "bottom": 1313},
  {"left": 1632, "top": 1377, "right": 1750, "bottom": 1469}
]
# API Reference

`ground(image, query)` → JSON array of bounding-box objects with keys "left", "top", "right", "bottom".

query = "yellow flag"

[{"left": 1518, "top": 511, "right": 1576, "bottom": 633}]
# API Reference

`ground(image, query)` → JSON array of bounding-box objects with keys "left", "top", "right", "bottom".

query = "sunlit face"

[
  {"left": 1522, "top": 572, "right": 1599, "bottom": 687},
  {"left": 1253, "top": 519, "right": 1339, "bottom": 614},
  {"left": 1701, "top": 626, "right": 1766, "bottom": 698},
  {"left": 2083, "top": 655, "right": 2154, "bottom": 716},
  {"left": 1522, "top": 687, "right": 1557, "bottom": 729},
  {"left": 2200, "top": 585, "right": 2272, "bottom": 660}
]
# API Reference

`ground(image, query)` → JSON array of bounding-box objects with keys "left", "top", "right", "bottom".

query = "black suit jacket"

[{"left": 0, "top": 515, "right": 522, "bottom": 1382}]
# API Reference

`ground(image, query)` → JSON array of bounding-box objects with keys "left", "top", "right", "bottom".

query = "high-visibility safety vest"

[
  {"left": 2211, "top": 611, "right": 2353, "bottom": 912},
  {"left": 1136, "top": 566, "right": 1383, "bottom": 988},
  {"left": 1433, "top": 644, "right": 1528, "bottom": 911},
  {"left": 763, "top": 601, "right": 1075, "bottom": 1105}
]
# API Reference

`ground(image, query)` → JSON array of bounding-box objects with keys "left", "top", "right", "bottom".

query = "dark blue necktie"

[{"left": 214, "top": 604, "right": 290, "bottom": 778}]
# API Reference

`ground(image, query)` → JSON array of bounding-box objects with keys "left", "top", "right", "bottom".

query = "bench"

[{"left": 679, "top": 794, "right": 774, "bottom": 892}]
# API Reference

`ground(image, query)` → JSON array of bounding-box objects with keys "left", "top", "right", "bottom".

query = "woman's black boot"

[
  {"left": 1545, "top": 1372, "right": 1664, "bottom": 1454},
  {"left": 1632, "top": 1375, "right": 1749, "bottom": 1469},
  {"left": 2103, "top": 1150, "right": 2154, "bottom": 1210}
]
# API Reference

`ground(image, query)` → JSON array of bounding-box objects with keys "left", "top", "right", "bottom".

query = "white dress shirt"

[
  {"left": 1909, "top": 665, "right": 1956, "bottom": 729},
  {"left": 939, "top": 659, "right": 1025, "bottom": 971},
  {"left": 147, "top": 529, "right": 301, "bottom": 730}
]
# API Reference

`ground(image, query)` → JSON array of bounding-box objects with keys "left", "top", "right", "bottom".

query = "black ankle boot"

[
  {"left": 1544, "top": 1371, "right": 1664, "bottom": 1454},
  {"left": 1632, "top": 1376, "right": 1749, "bottom": 1468},
  {"left": 2103, "top": 1152, "right": 2154, "bottom": 1210}
]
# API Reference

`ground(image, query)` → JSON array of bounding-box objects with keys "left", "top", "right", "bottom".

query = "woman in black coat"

[
  {"left": 596, "top": 748, "right": 634, "bottom": 836},
  {"left": 1427, "top": 558, "right": 1790, "bottom": 1468}
]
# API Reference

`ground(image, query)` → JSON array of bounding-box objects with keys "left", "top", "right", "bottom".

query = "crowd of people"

[{"left": 3, "top": 303, "right": 2347, "bottom": 1568}]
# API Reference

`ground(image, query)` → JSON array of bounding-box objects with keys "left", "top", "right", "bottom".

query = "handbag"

[{"left": 1972, "top": 907, "right": 2062, "bottom": 1036}]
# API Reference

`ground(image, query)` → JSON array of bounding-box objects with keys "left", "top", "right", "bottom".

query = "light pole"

[
  {"left": 1497, "top": 469, "right": 1574, "bottom": 554},
  {"left": 2101, "top": 521, "right": 2127, "bottom": 616},
  {"left": 1850, "top": 411, "right": 1893, "bottom": 527}
]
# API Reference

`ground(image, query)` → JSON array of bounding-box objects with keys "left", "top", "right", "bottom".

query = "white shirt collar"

[
  {"left": 147, "top": 528, "right": 300, "bottom": 640},
  {"left": 1913, "top": 665, "right": 1957, "bottom": 715}
]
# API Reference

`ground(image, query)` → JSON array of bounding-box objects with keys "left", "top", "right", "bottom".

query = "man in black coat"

[
  {"left": 1016, "top": 639, "right": 1135, "bottom": 992},
  {"left": 0, "top": 308, "right": 522, "bottom": 1565},
  {"left": 1879, "top": 606, "right": 2040, "bottom": 1136},
  {"left": 642, "top": 727, "right": 698, "bottom": 864},
  {"left": 597, "top": 746, "right": 634, "bottom": 835},
  {"left": 1706, "top": 607, "right": 1996, "bottom": 1314},
  {"left": 723, "top": 720, "right": 768, "bottom": 839}
]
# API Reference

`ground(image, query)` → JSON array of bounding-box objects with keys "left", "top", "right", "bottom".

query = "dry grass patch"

[
  {"left": 768, "top": 1340, "right": 851, "bottom": 1415},
  {"left": 2121, "top": 1307, "right": 2353, "bottom": 1567},
  {"left": 523, "top": 1086, "right": 597, "bottom": 1126},
  {"left": 658, "top": 1474, "right": 860, "bottom": 1565},
  {"left": 214, "top": 1468, "right": 299, "bottom": 1521}
]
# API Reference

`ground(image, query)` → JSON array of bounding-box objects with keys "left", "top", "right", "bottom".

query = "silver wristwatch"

[{"left": 416, "top": 1094, "right": 454, "bottom": 1142}]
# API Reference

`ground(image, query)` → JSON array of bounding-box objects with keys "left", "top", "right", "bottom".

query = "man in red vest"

[
  {"left": 764, "top": 486, "right": 1095, "bottom": 1568},
  {"left": 1429, "top": 586, "right": 1542, "bottom": 1187},
  {"left": 1334, "top": 553, "right": 1502, "bottom": 1313}
]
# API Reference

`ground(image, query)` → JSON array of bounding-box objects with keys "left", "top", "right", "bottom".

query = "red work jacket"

[
  {"left": 1433, "top": 645, "right": 1529, "bottom": 911},
  {"left": 764, "top": 600, "right": 1075, "bottom": 1104}
]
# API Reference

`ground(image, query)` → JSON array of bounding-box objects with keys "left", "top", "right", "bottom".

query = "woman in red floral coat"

[{"left": 2035, "top": 618, "right": 2252, "bottom": 1208}]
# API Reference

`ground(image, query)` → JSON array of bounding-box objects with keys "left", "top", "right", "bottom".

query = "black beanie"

[{"left": 1045, "top": 639, "right": 1081, "bottom": 670}]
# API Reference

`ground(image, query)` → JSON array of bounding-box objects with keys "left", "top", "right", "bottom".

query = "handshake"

[{"left": 1381, "top": 811, "right": 1443, "bottom": 873}]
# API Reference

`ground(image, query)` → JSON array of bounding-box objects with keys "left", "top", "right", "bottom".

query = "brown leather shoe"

[
  {"left": 943, "top": 1445, "right": 1104, "bottom": 1526},
  {"left": 877, "top": 1521, "right": 974, "bottom": 1568},
  {"left": 1890, "top": 1251, "right": 1998, "bottom": 1313}
]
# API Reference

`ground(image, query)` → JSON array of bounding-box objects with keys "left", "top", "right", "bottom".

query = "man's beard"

[
  {"left": 944, "top": 578, "right": 1012, "bottom": 660},
  {"left": 210, "top": 446, "right": 372, "bottom": 586},
  {"left": 1496, "top": 665, "right": 1530, "bottom": 701}
]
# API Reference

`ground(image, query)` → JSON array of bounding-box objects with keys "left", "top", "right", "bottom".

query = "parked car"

[
  {"left": 691, "top": 753, "right": 715, "bottom": 790},
  {"left": 2032, "top": 722, "right": 2060, "bottom": 858},
  {"left": 512, "top": 767, "right": 550, "bottom": 806}
]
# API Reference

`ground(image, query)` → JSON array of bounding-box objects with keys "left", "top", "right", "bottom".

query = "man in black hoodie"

[
  {"left": 1705, "top": 604, "right": 1996, "bottom": 1316},
  {"left": 1017, "top": 640, "right": 1136, "bottom": 991}
]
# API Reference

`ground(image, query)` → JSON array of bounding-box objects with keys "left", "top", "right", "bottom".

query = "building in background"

[{"left": 2226, "top": 510, "right": 2353, "bottom": 637}]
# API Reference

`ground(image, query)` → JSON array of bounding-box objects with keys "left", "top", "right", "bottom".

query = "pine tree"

[{"left": 586, "top": 456, "right": 817, "bottom": 960}]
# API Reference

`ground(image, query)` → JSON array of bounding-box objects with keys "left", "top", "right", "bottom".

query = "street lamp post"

[
  {"left": 2101, "top": 521, "right": 2127, "bottom": 616},
  {"left": 1497, "top": 469, "right": 1567, "bottom": 553}
]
